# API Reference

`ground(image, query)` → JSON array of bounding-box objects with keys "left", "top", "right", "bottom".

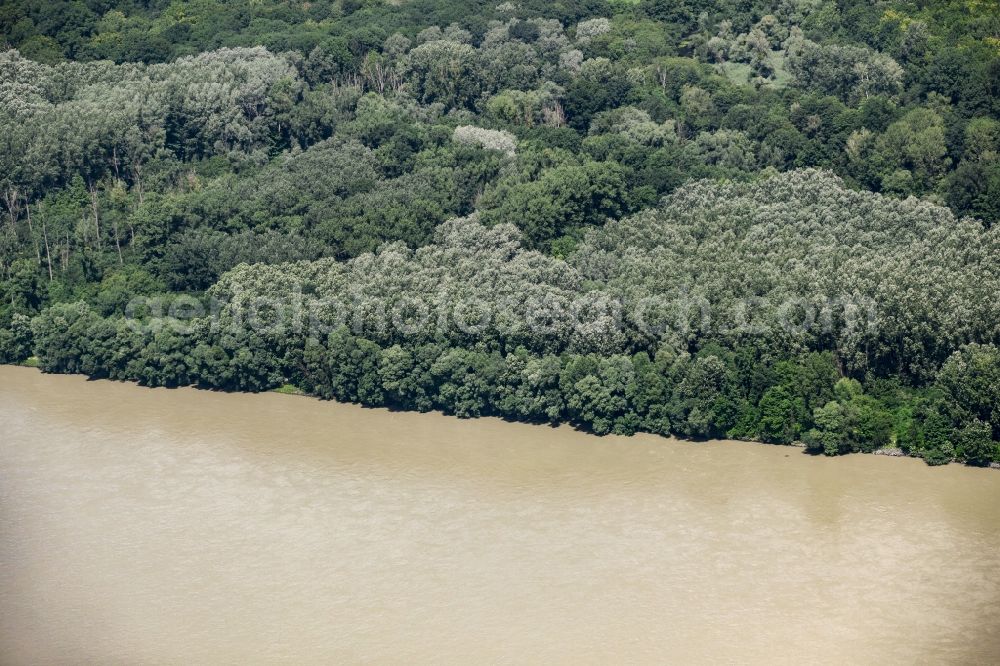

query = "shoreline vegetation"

[
  {"left": 1, "top": 1, "right": 998, "bottom": 470},
  {"left": 269, "top": 380, "right": 997, "bottom": 470},
  {"left": 5, "top": 363, "right": 998, "bottom": 471}
]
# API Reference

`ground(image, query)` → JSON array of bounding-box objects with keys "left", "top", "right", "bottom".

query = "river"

[{"left": 1, "top": 365, "right": 999, "bottom": 664}]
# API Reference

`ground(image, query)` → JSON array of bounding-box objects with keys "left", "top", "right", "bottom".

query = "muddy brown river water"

[{"left": 1, "top": 365, "right": 999, "bottom": 664}]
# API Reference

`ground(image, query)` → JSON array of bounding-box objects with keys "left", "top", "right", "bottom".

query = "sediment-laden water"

[{"left": 2, "top": 365, "right": 999, "bottom": 663}]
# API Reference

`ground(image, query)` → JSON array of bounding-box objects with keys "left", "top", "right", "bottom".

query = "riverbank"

[
  {"left": 3, "top": 363, "right": 1000, "bottom": 664},
  {"left": 0, "top": 357, "right": 1000, "bottom": 469}
]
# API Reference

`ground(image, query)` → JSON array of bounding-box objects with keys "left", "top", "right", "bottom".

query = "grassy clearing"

[{"left": 715, "top": 50, "right": 790, "bottom": 89}]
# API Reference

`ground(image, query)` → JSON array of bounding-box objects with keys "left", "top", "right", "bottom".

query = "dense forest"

[{"left": 1, "top": 0, "right": 998, "bottom": 466}]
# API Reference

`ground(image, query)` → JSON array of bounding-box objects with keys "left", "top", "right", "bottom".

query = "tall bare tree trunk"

[
  {"left": 112, "top": 217, "right": 123, "bottom": 264},
  {"left": 3, "top": 186, "right": 20, "bottom": 230},
  {"left": 132, "top": 163, "right": 144, "bottom": 205},
  {"left": 89, "top": 183, "right": 102, "bottom": 247},
  {"left": 41, "top": 215, "right": 53, "bottom": 282},
  {"left": 24, "top": 198, "right": 41, "bottom": 266}
]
